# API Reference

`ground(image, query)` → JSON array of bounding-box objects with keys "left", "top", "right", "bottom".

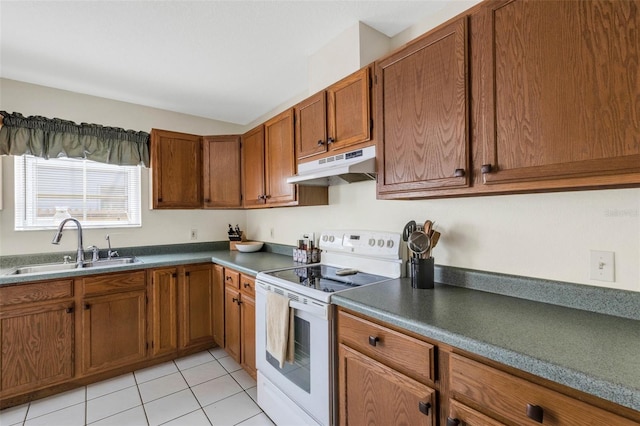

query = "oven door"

[{"left": 256, "top": 281, "right": 332, "bottom": 426}]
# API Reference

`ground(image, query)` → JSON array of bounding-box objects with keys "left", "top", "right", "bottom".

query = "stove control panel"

[{"left": 319, "top": 230, "right": 401, "bottom": 260}]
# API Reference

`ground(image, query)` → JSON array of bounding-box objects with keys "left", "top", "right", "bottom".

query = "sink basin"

[
  {"left": 83, "top": 257, "right": 142, "bottom": 268},
  {"left": 7, "top": 262, "right": 81, "bottom": 275},
  {"left": 4, "top": 257, "right": 142, "bottom": 276}
]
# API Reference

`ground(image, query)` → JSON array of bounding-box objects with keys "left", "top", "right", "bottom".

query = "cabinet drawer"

[
  {"left": 83, "top": 271, "right": 146, "bottom": 296},
  {"left": 338, "top": 310, "right": 435, "bottom": 383},
  {"left": 450, "top": 354, "right": 638, "bottom": 426},
  {"left": 239, "top": 274, "right": 255, "bottom": 298},
  {"left": 0, "top": 279, "right": 73, "bottom": 307},
  {"left": 448, "top": 400, "right": 506, "bottom": 426},
  {"left": 224, "top": 269, "right": 240, "bottom": 290}
]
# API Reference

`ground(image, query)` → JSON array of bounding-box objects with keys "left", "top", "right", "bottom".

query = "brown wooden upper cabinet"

[
  {"left": 375, "top": 17, "right": 470, "bottom": 199},
  {"left": 295, "top": 67, "right": 372, "bottom": 161},
  {"left": 203, "top": 135, "right": 242, "bottom": 209},
  {"left": 473, "top": 0, "right": 640, "bottom": 190},
  {"left": 151, "top": 129, "right": 203, "bottom": 208},
  {"left": 151, "top": 129, "right": 242, "bottom": 209},
  {"left": 242, "top": 111, "right": 328, "bottom": 208}
]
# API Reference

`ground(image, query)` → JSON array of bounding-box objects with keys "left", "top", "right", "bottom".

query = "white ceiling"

[{"left": 1, "top": 1, "right": 450, "bottom": 125}]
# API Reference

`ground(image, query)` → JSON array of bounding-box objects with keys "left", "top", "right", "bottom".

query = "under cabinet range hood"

[{"left": 287, "top": 145, "right": 377, "bottom": 186}]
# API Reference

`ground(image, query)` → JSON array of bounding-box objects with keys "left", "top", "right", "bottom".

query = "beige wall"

[{"left": 0, "top": 78, "right": 247, "bottom": 257}]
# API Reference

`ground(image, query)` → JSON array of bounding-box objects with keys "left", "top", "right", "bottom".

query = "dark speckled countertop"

[
  {"left": 0, "top": 243, "right": 298, "bottom": 286},
  {"left": 333, "top": 278, "right": 640, "bottom": 412}
]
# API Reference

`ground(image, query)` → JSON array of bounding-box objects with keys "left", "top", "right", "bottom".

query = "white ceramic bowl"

[{"left": 235, "top": 241, "right": 264, "bottom": 253}]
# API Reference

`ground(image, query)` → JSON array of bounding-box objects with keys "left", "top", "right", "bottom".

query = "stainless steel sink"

[
  {"left": 4, "top": 257, "right": 142, "bottom": 275},
  {"left": 8, "top": 262, "right": 81, "bottom": 275},
  {"left": 83, "top": 257, "right": 141, "bottom": 268}
]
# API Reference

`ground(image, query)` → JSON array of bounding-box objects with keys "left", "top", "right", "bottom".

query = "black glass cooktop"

[{"left": 265, "top": 264, "right": 389, "bottom": 294}]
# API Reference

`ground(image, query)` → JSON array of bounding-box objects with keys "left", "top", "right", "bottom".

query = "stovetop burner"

[{"left": 265, "top": 264, "right": 390, "bottom": 294}]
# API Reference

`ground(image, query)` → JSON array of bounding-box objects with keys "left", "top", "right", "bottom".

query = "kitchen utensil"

[
  {"left": 407, "top": 230, "right": 431, "bottom": 258},
  {"left": 430, "top": 231, "right": 441, "bottom": 248},
  {"left": 427, "top": 230, "right": 440, "bottom": 258},
  {"left": 402, "top": 220, "right": 417, "bottom": 242},
  {"left": 423, "top": 220, "right": 433, "bottom": 237}
]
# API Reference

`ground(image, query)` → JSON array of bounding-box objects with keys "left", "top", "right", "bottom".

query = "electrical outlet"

[
  {"left": 190, "top": 229, "right": 198, "bottom": 241},
  {"left": 590, "top": 250, "right": 614, "bottom": 282}
]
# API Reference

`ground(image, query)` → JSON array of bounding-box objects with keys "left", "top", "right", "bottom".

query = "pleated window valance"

[{"left": 0, "top": 111, "right": 150, "bottom": 167}]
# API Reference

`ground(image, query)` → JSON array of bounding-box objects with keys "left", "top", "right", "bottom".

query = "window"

[{"left": 15, "top": 156, "right": 141, "bottom": 230}]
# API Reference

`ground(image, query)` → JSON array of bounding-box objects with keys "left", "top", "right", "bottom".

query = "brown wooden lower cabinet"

[
  {"left": 0, "top": 299, "right": 75, "bottom": 395},
  {"left": 449, "top": 353, "right": 640, "bottom": 426},
  {"left": 0, "top": 263, "right": 224, "bottom": 409},
  {"left": 447, "top": 400, "right": 506, "bottom": 426},
  {"left": 223, "top": 268, "right": 256, "bottom": 379},
  {"left": 149, "top": 267, "right": 179, "bottom": 357},
  {"left": 212, "top": 264, "right": 225, "bottom": 347},
  {"left": 338, "top": 343, "right": 436, "bottom": 425},
  {"left": 81, "top": 271, "right": 147, "bottom": 375},
  {"left": 179, "top": 264, "right": 215, "bottom": 349},
  {"left": 337, "top": 307, "right": 640, "bottom": 426}
]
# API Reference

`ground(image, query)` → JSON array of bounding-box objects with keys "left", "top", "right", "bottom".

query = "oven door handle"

[{"left": 257, "top": 282, "right": 329, "bottom": 320}]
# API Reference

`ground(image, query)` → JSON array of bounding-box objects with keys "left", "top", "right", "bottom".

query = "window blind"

[{"left": 15, "top": 155, "right": 141, "bottom": 230}]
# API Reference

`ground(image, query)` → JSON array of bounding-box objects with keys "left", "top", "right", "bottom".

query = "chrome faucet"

[
  {"left": 105, "top": 234, "right": 118, "bottom": 259},
  {"left": 52, "top": 218, "right": 84, "bottom": 266}
]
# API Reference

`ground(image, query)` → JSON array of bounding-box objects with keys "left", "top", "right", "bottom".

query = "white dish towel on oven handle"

[{"left": 266, "top": 291, "right": 295, "bottom": 368}]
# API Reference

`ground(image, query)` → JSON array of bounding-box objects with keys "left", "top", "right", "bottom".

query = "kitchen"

[{"left": 1, "top": 0, "right": 640, "bottom": 425}]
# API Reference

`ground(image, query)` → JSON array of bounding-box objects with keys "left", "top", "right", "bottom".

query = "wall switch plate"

[
  {"left": 590, "top": 250, "right": 615, "bottom": 282},
  {"left": 190, "top": 229, "right": 198, "bottom": 241}
]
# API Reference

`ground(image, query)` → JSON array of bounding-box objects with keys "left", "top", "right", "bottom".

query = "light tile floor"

[{"left": 0, "top": 347, "right": 275, "bottom": 426}]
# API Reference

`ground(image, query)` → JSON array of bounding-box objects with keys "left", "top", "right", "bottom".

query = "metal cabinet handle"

[
  {"left": 243, "top": 282, "right": 251, "bottom": 288},
  {"left": 317, "top": 140, "right": 325, "bottom": 146},
  {"left": 226, "top": 276, "right": 232, "bottom": 281},
  {"left": 66, "top": 307, "right": 74, "bottom": 314},
  {"left": 481, "top": 164, "right": 493, "bottom": 174},
  {"left": 418, "top": 401, "right": 431, "bottom": 416},
  {"left": 368, "top": 336, "right": 379, "bottom": 346},
  {"left": 526, "top": 403, "right": 544, "bottom": 423},
  {"left": 232, "top": 297, "right": 238, "bottom": 304},
  {"left": 454, "top": 168, "right": 465, "bottom": 177},
  {"left": 204, "top": 198, "right": 211, "bottom": 203},
  {"left": 84, "top": 304, "right": 90, "bottom": 310},
  {"left": 446, "top": 418, "right": 460, "bottom": 426},
  {"left": 327, "top": 137, "right": 335, "bottom": 144}
]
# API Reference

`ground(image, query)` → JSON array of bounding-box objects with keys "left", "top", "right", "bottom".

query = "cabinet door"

[
  {"left": 264, "top": 108, "right": 297, "bottom": 205},
  {"left": 180, "top": 264, "right": 214, "bottom": 349},
  {"left": 224, "top": 285, "right": 241, "bottom": 363},
  {"left": 1, "top": 301, "right": 74, "bottom": 394},
  {"left": 203, "top": 135, "right": 242, "bottom": 209},
  {"left": 149, "top": 268, "right": 178, "bottom": 357},
  {"left": 240, "top": 294, "right": 255, "bottom": 379},
  {"left": 338, "top": 343, "right": 436, "bottom": 426},
  {"left": 376, "top": 17, "right": 469, "bottom": 196},
  {"left": 295, "top": 91, "right": 328, "bottom": 160},
  {"left": 212, "top": 264, "right": 225, "bottom": 347},
  {"left": 327, "top": 67, "right": 371, "bottom": 151},
  {"left": 82, "top": 290, "right": 146, "bottom": 375},
  {"left": 476, "top": 0, "right": 640, "bottom": 187},
  {"left": 242, "top": 124, "right": 266, "bottom": 208},
  {"left": 151, "top": 129, "right": 202, "bottom": 209}
]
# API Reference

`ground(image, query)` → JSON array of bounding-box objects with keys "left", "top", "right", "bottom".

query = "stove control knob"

[
  {"left": 368, "top": 238, "right": 376, "bottom": 246},
  {"left": 386, "top": 239, "right": 394, "bottom": 248},
  {"left": 322, "top": 235, "right": 328, "bottom": 242},
  {"left": 377, "top": 239, "right": 384, "bottom": 247},
  {"left": 329, "top": 235, "right": 335, "bottom": 243}
]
